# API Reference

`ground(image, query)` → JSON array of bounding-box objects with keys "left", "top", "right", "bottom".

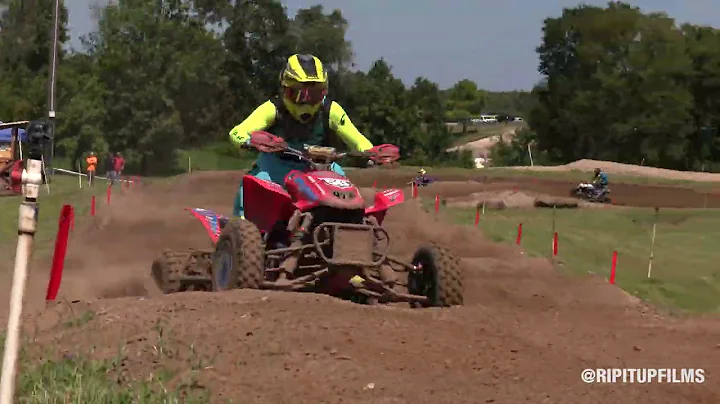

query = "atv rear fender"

[{"left": 186, "top": 207, "right": 231, "bottom": 246}]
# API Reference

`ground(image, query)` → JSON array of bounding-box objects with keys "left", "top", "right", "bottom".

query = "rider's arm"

[
  {"left": 228, "top": 100, "right": 277, "bottom": 147},
  {"left": 328, "top": 101, "right": 374, "bottom": 152}
]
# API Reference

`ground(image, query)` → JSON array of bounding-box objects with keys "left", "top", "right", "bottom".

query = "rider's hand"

[{"left": 249, "top": 131, "right": 287, "bottom": 153}]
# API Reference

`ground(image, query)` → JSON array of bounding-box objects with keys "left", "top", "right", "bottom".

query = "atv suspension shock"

[{"left": 277, "top": 211, "right": 313, "bottom": 281}]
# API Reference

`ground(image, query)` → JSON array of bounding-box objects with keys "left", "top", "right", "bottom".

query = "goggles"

[{"left": 283, "top": 82, "right": 327, "bottom": 105}]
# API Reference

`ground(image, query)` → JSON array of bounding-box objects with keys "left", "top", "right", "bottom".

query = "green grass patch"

[
  {"left": 0, "top": 334, "right": 210, "bottom": 403},
  {"left": 179, "top": 147, "right": 254, "bottom": 173},
  {"left": 435, "top": 201, "right": 720, "bottom": 313},
  {"left": 0, "top": 175, "right": 106, "bottom": 263}
]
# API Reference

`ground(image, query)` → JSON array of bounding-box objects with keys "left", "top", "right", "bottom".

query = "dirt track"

[
  {"left": 350, "top": 170, "right": 720, "bottom": 208},
  {"left": 6, "top": 170, "right": 720, "bottom": 402}
]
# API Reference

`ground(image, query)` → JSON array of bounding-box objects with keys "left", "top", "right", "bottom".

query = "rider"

[
  {"left": 228, "top": 54, "right": 378, "bottom": 218},
  {"left": 592, "top": 168, "right": 609, "bottom": 195},
  {"left": 416, "top": 168, "right": 428, "bottom": 184}
]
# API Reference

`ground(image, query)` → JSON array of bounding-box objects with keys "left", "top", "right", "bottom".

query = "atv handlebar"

[
  {"left": 242, "top": 141, "right": 370, "bottom": 169},
  {"left": 243, "top": 131, "right": 399, "bottom": 169},
  {"left": 279, "top": 145, "right": 375, "bottom": 170}
]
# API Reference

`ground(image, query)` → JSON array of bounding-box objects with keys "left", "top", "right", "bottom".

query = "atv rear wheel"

[
  {"left": 211, "top": 218, "right": 264, "bottom": 291},
  {"left": 408, "top": 244, "right": 464, "bottom": 307},
  {"left": 151, "top": 249, "right": 190, "bottom": 294}
]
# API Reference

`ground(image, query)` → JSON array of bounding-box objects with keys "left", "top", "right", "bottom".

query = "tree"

[
  {"left": 445, "top": 79, "right": 486, "bottom": 133},
  {"left": 0, "top": 0, "right": 474, "bottom": 175},
  {"left": 290, "top": 5, "right": 353, "bottom": 69},
  {"left": 0, "top": 0, "right": 69, "bottom": 120},
  {"left": 86, "top": 0, "right": 228, "bottom": 174},
  {"left": 530, "top": 1, "right": 695, "bottom": 169}
]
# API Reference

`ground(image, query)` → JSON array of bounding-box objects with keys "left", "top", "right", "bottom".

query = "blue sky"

[{"left": 67, "top": 1, "right": 720, "bottom": 91}]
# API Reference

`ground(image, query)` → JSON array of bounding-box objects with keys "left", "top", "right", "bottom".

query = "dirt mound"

[
  {"left": 446, "top": 125, "right": 522, "bottom": 158},
  {"left": 509, "top": 159, "right": 720, "bottom": 182},
  {"left": 8, "top": 170, "right": 720, "bottom": 402},
  {"left": 445, "top": 190, "right": 583, "bottom": 209}
]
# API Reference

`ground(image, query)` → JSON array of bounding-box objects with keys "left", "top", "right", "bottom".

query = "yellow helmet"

[
  {"left": 280, "top": 54, "right": 328, "bottom": 123},
  {"left": 418, "top": 168, "right": 426, "bottom": 175}
]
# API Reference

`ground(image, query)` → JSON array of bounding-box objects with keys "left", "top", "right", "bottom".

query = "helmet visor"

[{"left": 283, "top": 82, "right": 327, "bottom": 105}]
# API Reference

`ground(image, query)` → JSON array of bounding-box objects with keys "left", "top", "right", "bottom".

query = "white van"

[{"left": 479, "top": 115, "right": 498, "bottom": 123}]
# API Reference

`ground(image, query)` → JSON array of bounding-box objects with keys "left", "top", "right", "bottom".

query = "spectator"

[
  {"left": 114, "top": 152, "right": 125, "bottom": 181},
  {"left": 104, "top": 152, "right": 115, "bottom": 185},
  {"left": 85, "top": 151, "right": 97, "bottom": 186}
]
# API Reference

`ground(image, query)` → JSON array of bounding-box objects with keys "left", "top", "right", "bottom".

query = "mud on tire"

[
  {"left": 211, "top": 219, "right": 264, "bottom": 291},
  {"left": 151, "top": 249, "right": 190, "bottom": 294},
  {"left": 408, "top": 243, "right": 464, "bottom": 307}
]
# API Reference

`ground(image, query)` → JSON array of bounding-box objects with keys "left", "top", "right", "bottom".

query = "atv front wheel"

[
  {"left": 151, "top": 249, "right": 190, "bottom": 294},
  {"left": 408, "top": 244, "right": 464, "bottom": 307},
  {"left": 211, "top": 219, "right": 265, "bottom": 291}
]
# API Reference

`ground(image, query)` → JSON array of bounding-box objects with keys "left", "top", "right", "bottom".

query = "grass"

[
  {"left": 0, "top": 176, "right": 107, "bottom": 261},
  {"left": 179, "top": 147, "right": 254, "bottom": 173},
  {"left": 432, "top": 200, "right": 720, "bottom": 313},
  {"left": 1, "top": 318, "right": 212, "bottom": 403}
]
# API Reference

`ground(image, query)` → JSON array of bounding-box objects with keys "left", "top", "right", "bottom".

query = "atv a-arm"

[{"left": 260, "top": 214, "right": 429, "bottom": 304}]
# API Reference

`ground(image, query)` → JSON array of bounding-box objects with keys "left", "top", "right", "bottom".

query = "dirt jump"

[{"left": 1, "top": 169, "right": 718, "bottom": 403}]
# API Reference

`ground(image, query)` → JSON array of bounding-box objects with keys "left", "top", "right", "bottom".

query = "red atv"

[{"left": 151, "top": 132, "right": 463, "bottom": 307}]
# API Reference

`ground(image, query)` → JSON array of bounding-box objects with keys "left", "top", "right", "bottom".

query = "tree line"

[
  {"left": 0, "top": 0, "right": 532, "bottom": 175},
  {"left": 497, "top": 1, "right": 720, "bottom": 172}
]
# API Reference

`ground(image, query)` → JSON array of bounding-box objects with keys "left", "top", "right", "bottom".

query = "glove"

[
  {"left": 249, "top": 130, "right": 287, "bottom": 153},
  {"left": 366, "top": 144, "right": 400, "bottom": 164}
]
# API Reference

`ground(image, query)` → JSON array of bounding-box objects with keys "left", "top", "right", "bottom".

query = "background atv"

[
  {"left": 151, "top": 132, "right": 463, "bottom": 307},
  {"left": 570, "top": 182, "right": 612, "bottom": 204},
  {"left": 408, "top": 175, "right": 436, "bottom": 188}
]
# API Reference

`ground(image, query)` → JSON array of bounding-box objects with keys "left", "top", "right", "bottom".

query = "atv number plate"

[{"left": 319, "top": 177, "right": 352, "bottom": 189}]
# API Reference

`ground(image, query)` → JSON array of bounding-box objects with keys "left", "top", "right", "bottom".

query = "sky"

[{"left": 66, "top": 0, "right": 720, "bottom": 91}]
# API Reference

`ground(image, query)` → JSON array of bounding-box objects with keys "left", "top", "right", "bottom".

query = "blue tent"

[{"left": 0, "top": 123, "right": 27, "bottom": 143}]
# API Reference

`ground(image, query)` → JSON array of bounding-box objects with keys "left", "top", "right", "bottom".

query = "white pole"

[
  {"left": 77, "top": 162, "right": 82, "bottom": 189},
  {"left": 646, "top": 208, "right": 659, "bottom": 278},
  {"left": 482, "top": 202, "right": 486, "bottom": 215},
  {"left": 0, "top": 158, "right": 44, "bottom": 404},
  {"left": 188, "top": 156, "right": 191, "bottom": 174},
  {"left": 527, "top": 144, "right": 534, "bottom": 166}
]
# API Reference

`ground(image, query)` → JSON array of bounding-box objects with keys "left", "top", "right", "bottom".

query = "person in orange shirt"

[{"left": 85, "top": 151, "right": 98, "bottom": 186}]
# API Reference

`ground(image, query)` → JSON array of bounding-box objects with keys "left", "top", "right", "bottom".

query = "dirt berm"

[{"left": 9, "top": 171, "right": 720, "bottom": 403}]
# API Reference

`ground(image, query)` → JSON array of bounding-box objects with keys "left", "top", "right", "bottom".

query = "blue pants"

[{"left": 233, "top": 152, "right": 346, "bottom": 217}]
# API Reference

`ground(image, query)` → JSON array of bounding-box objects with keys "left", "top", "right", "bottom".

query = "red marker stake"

[
  {"left": 516, "top": 223, "right": 523, "bottom": 245},
  {"left": 609, "top": 251, "right": 618, "bottom": 284},
  {"left": 91, "top": 195, "right": 96, "bottom": 217},
  {"left": 553, "top": 232, "right": 558, "bottom": 256},
  {"left": 47, "top": 205, "right": 73, "bottom": 302},
  {"left": 434, "top": 195, "right": 440, "bottom": 214},
  {"left": 474, "top": 205, "right": 480, "bottom": 226}
]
